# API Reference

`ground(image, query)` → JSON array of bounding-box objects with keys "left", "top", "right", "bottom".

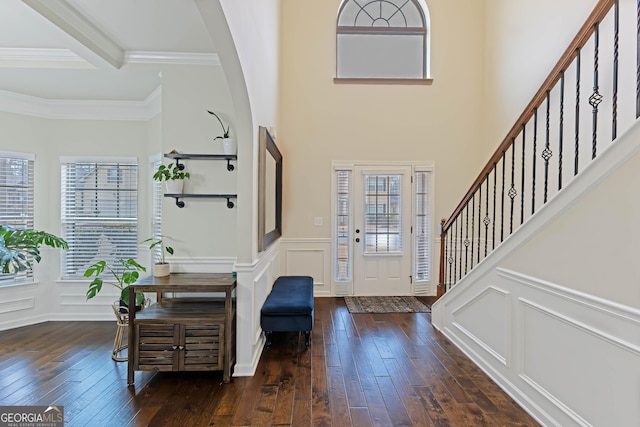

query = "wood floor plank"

[
  {"left": 326, "top": 366, "right": 352, "bottom": 426},
  {"left": 311, "top": 355, "right": 331, "bottom": 427},
  {"left": 0, "top": 301, "right": 540, "bottom": 426}
]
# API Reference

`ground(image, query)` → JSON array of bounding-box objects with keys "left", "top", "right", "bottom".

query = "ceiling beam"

[{"left": 21, "top": 0, "right": 124, "bottom": 69}]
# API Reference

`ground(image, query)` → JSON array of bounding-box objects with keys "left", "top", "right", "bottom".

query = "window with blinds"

[
  {"left": 414, "top": 170, "right": 431, "bottom": 282},
  {"left": 0, "top": 152, "right": 34, "bottom": 284},
  {"left": 60, "top": 158, "right": 138, "bottom": 278},
  {"left": 363, "top": 174, "right": 402, "bottom": 253},
  {"left": 335, "top": 169, "right": 352, "bottom": 282},
  {"left": 151, "top": 159, "right": 162, "bottom": 263}
]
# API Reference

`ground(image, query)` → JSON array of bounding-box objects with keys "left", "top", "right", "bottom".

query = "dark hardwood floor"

[{"left": 0, "top": 297, "right": 539, "bottom": 426}]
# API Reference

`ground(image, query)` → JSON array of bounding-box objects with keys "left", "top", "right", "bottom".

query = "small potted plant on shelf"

[
  {"left": 141, "top": 237, "right": 174, "bottom": 277},
  {"left": 0, "top": 225, "right": 68, "bottom": 274},
  {"left": 207, "top": 109, "right": 236, "bottom": 155},
  {"left": 84, "top": 258, "right": 147, "bottom": 310},
  {"left": 153, "top": 162, "right": 190, "bottom": 194}
]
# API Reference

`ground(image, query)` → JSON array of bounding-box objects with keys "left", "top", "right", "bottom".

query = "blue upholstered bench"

[{"left": 261, "top": 276, "right": 314, "bottom": 348}]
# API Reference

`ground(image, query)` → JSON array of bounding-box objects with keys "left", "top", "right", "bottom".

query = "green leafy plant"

[
  {"left": 84, "top": 258, "right": 146, "bottom": 306},
  {"left": 207, "top": 110, "right": 230, "bottom": 140},
  {"left": 141, "top": 237, "right": 174, "bottom": 265},
  {"left": 0, "top": 225, "right": 68, "bottom": 274},
  {"left": 153, "top": 163, "right": 190, "bottom": 182}
]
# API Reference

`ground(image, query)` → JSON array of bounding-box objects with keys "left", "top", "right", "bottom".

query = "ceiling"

[{"left": 0, "top": 0, "right": 218, "bottom": 102}]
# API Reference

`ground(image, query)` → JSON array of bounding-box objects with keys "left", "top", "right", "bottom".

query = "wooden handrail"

[{"left": 442, "top": 0, "right": 615, "bottom": 232}]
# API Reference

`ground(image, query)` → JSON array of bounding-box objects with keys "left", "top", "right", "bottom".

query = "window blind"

[
  {"left": 335, "top": 169, "right": 352, "bottom": 282},
  {"left": 0, "top": 153, "right": 34, "bottom": 283},
  {"left": 151, "top": 159, "right": 162, "bottom": 263},
  {"left": 414, "top": 171, "right": 430, "bottom": 282},
  {"left": 61, "top": 161, "right": 138, "bottom": 278}
]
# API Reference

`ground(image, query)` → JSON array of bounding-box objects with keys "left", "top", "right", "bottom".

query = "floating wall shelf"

[
  {"left": 165, "top": 194, "right": 236, "bottom": 209},
  {"left": 164, "top": 153, "right": 237, "bottom": 171}
]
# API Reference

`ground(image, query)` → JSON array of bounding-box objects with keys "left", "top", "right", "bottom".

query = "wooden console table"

[{"left": 127, "top": 273, "right": 236, "bottom": 385}]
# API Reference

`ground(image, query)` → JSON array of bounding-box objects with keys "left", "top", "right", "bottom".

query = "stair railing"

[{"left": 438, "top": 0, "right": 639, "bottom": 295}]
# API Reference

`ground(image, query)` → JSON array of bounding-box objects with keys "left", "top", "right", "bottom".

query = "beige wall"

[
  {"left": 482, "top": 0, "right": 599, "bottom": 151},
  {"left": 279, "top": 0, "right": 487, "bottom": 239}
]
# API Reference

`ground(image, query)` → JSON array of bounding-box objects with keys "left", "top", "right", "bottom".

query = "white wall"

[
  {"left": 0, "top": 111, "right": 149, "bottom": 327},
  {"left": 196, "top": 0, "right": 282, "bottom": 376},
  {"left": 433, "top": 117, "right": 640, "bottom": 426},
  {"left": 0, "top": 60, "right": 239, "bottom": 328}
]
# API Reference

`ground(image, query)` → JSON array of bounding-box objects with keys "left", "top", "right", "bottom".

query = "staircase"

[{"left": 432, "top": 1, "right": 640, "bottom": 425}]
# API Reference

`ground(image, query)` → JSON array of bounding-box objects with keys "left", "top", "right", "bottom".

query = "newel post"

[{"left": 437, "top": 218, "right": 447, "bottom": 297}]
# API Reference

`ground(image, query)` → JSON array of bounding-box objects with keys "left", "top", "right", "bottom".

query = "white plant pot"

[
  {"left": 165, "top": 179, "right": 184, "bottom": 194},
  {"left": 222, "top": 137, "right": 237, "bottom": 155},
  {"left": 153, "top": 263, "right": 170, "bottom": 277}
]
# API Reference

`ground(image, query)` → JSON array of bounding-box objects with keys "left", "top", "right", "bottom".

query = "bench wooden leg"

[{"left": 265, "top": 331, "right": 273, "bottom": 348}]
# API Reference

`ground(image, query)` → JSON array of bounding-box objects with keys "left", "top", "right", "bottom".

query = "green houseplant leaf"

[
  {"left": 0, "top": 225, "right": 68, "bottom": 274},
  {"left": 84, "top": 258, "right": 146, "bottom": 306},
  {"left": 207, "top": 110, "right": 230, "bottom": 140}
]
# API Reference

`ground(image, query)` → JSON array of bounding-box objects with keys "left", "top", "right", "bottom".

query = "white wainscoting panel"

[
  {"left": 0, "top": 296, "right": 35, "bottom": 314},
  {"left": 234, "top": 244, "right": 281, "bottom": 377},
  {"left": 433, "top": 267, "right": 640, "bottom": 426},
  {"left": 451, "top": 286, "right": 509, "bottom": 366},
  {"left": 280, "top": 238, "right": 331, "bottom": 296}
]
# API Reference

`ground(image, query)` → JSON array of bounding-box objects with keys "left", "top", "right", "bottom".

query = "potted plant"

[
  {"left": 0, "top": 225, "right": 68, "bottom": 274},
  {"left": 84, "top": 258, "right": 146, "bottom": 309},
  {"left": 153, "top": 162, "right": 190, "bottom": 194},
  {"left": 141, "top": 237, "right": 174, "bottom": 277},
  {"left": 207, "top": 110, "right": 236, "bottom": 155}
]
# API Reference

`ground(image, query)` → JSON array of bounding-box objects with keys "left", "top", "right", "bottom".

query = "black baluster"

[
  {"left": 470, "top": 193, "right": 475, "bottom": 269},
  {"left": 492, "top": 163, "right": 497, "bottom": 250},
  {"left": 452, "top": 218, "right": 457, "bottom": 284},
  {"left": 590, "top": 22, "right": 603, "bottom": 159},
  {"left": 575, "top": 49, "right": 581, "bottom": 176},
  {"left": 637, "top": 0, "right": 640, "bottom": 118},
  {"left": 500, "top": 152, "right": 505, "bottom": 243},
  {"left": 520, "top": 124, "right": 526, "bottom": 225},
  {"left": 543, "top": 91, "right": 553, "bottom": 204},
  {"left": 532, "top": 109, "right": 538, "bottom": 214},
  {"left": 484, "top": 174, "right": 490, "bottom": 258},
  {"left": 612, "top": 0, "right": 620, "bottom": 141},
  {"left": 509, "top": 140, "right": 516, "bottom": 235},
  {"left": 464, "top": 203, "right": 469, "bottom": 275},
  {"left": 448, "top": 223, "right": 454, "bottom": 286},
  {"left": 477, "top": 186, "right": 481, "bottom": 264},
  {"left": 559, "top": 72, "right": 565, "bottom": 190},
  {"left": 458, "top": 215, "right": 463, "bottom": 281}
]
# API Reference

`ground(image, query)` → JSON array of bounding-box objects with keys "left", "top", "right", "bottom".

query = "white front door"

[{"left": 353, "top": 166, "right": 412, "bottom": 295}]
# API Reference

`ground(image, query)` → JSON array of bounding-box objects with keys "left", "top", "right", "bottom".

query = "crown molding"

[
  {"left": 0, "top": 48, "right": 220, "bottom": 68},
  {"left": 0, "top": 86, "right": 161, "bottom": 121},
  {"left": 0, "top": 48, "right": 92, "bottom": 69},
  {"left": 125, "top": 51, "right": 221, "bottom": 66}
]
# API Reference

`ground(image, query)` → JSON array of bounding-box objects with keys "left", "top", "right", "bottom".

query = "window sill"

[{"left": 333, "top": 77, "right": 433, "bottom": 85}]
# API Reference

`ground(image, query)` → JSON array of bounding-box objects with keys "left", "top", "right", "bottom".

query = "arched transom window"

[{"left": 336, "top": 0, "right": 430, "bottom": 81}]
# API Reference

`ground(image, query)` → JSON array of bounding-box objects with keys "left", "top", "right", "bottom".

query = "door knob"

[
  {"left": 355, "top": 238, "right": 360, "bottom": 243},
  {"left": 355, "top": 229, "right": 360, "bottom": 233}
]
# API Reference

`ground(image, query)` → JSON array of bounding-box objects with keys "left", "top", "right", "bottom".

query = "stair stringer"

[{"left": 432, "top": 118, "right": 640, "bottom": 427}]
